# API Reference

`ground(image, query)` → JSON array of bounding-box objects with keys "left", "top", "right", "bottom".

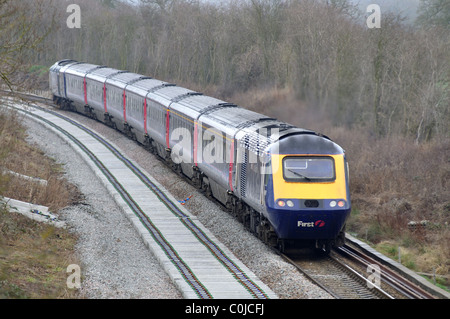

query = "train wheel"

[
  {"left": 266, "top": 232, "right": 278, "bottom": 248},
  {"left": 202, "top": 177, "right": 212, "bottom": 198},
  {"left": 249, "top": 210, "right": 260, "bottom": 235},
  {"left": 192, "top": 172, "right": 202, "bottom": 189},
  {"left": 278, "top": 239, "right": 286, "bottom": 253},
  {"left": 315, "top": 240, "right": 332, "bottom": 255}
]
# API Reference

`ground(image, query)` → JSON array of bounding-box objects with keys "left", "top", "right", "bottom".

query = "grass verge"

[{"left": 0, "top": 104, "right": 82, "bottom": 298}]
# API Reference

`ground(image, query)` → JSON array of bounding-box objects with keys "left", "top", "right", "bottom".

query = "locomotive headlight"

[
  {"left": 277, "top": 200, "right": 286, "bottom": 207},
  {"left": 286, "top": 200, "right": 294, "bottom": 207},
  {"left": 330, "top": 200, "right": 345, "bottom": 208}
]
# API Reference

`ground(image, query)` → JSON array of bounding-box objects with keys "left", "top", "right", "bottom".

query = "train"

[{"left": 49, "top": 59, "right": 351, "bottom": 253}]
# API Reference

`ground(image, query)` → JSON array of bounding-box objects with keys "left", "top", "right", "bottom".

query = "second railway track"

[
  {"left": 282, "top": 238, "right": 446, "bottom": 299},
  {"left": 282, "top": 248, "right": 394, "bottom": 299},
  {"left": 336, "top": 243, "right": 438, "bottom": 299}
]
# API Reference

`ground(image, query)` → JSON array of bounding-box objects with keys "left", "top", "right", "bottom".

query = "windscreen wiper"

[{"left": 288, "top": 169, "right": 311, "bottom": 181}]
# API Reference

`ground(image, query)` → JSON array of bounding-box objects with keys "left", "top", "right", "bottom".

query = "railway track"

[
  {"left": 0, "top": 89, "right": 53, "bottom": 105},
  {"left": 336, "top": 244, "right": 437, "bottom": 299},
  {"left": 281, "top": 240, "right": 442, "bottom": 299},
  {"left": 2, "top": 90, "right": 448, "bottom": 300},
  {"left": 281, "top": 248, "right": 394, "bottom": 299}
]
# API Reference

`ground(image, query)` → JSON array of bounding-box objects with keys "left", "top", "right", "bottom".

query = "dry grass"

[
  {"left": 337, "top": 131, "right": 449, "bottom": 285},
  {"left": 0, "top": 208, "right": 80, "bottom": 299},
  {"left": 0, "top": 106, "right": 82, "bottom": 298},
  {"left": 0, "top": 108, "right": 83, "bottom": 211}
]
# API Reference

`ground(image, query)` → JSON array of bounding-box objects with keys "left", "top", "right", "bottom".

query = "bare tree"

[
  {"left": 0, "top": 0, "right": 56, "bottom": 89},
  {"left": 6, "top": 0, "right": 447, "bottom": 141},
  {"left": 417, "top": 0, "right": 450, "bottom": 29}
]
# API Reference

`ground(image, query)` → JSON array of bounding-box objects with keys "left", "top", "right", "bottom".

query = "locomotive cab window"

[{"left": 282, "top": 156, "right": 335, "bottom": 182}]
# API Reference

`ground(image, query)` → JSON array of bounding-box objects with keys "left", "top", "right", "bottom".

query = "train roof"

[
  {"left": 147, "top": 85, "right": 197, "bottom": 107},
  {"left": 274, "top": 132, "right": 343, "bottom": 155},
  {"left": 203, "top": 107, "right": 273, "bottom": 128},
  {"left": 65, "top": 63, "right": 108, "bottom": 79},
  {"left": 105, "top": 72, "right": 144, "bottom": 89},
  {"left": 66, "top": 62, "right": 99, "bottom": 72},
  {"left": 85, "top": 67, "right": 122, "bottom": 82},
  {"left": 177, "top": 94, "right": 228, "bottom": 114},
  {"left": 129, "top": 78, "right": 169, "bottom": 95},
  {"left": 50, "top": 59, "right": 77, "bottom": 71},
  {"left": 170, "top": 94, "right": 231, "bottom": 121}
]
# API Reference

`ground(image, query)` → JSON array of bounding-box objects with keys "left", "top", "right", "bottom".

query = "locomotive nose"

[
  {"left": 270, "top": 154, "right": 347, "bottom": 202},
  {"left": 265, "top": 153, "right": 351, "bottom": 240}
]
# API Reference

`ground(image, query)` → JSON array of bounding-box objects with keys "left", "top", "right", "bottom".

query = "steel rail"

[
  {"left": 279, "top": 252, "right": 341, "bottom": 299},
  {"left": 328, "top": 253, "right": 394, "bottom": 299},
  {"left": 337, "top": 245, "right": 437, "bottom": 299},
  {"left": 282, "top": 250, "right": 394, "bottom": 299}
]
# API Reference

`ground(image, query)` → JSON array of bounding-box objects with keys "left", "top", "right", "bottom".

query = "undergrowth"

[{"left": 0, "top": 104, "right": 82, "bottom": 299}]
